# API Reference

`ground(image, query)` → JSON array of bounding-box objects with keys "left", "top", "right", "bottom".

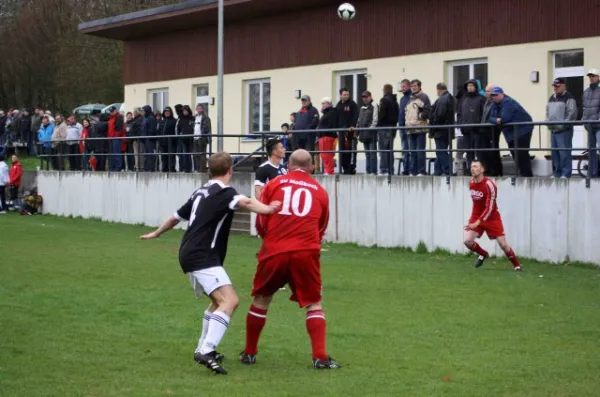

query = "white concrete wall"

[{"left": 37, "top": 172, "right": 600, "bottom": 265}]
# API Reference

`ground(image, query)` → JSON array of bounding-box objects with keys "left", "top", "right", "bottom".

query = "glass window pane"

[
  {"left": 555, "top": 51, "right": 584, "bottom": 68},
  {"left": 196, "top": 85, "right": 209, "bottom": 97},
  {"left": 152, "top": 93, "right": 159, "bottom": 113},
  {"left": 357, "top": 73, "right": 367, "bottom": 107},
  {"left": 262, "top": 82, "right": 271, "bottom": 132},
  {"left": 249, "top": 83, "right": 260, "bottom": 133},
  {"left": 452, "top": 65, "right": 470, "bottom": 95},
  {"left": 163, "top": 92, "right": 169, "bottom": 108},
  {"left": 474, "top": 63, "right": 488, "bottom": 90}
]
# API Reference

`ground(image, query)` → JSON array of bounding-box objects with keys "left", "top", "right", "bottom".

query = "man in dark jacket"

[
  {"left": 159, "top": 106, "right": 177, "bottom": 173},
  {"left": 19, "top": 109, "right": 32, "bottom": 154},
  {"left": 482, "top": 84, "right": 503, "bottom": 176},
  {"left": 429, "top": 83, "right": 455, "bottom": 176},
  {"left": 175, "top": 105, "right": 194, "bottom": 173},
  {"left": 108, "top": 106, "right": 125, "bottom": 171},
  {"left": 141, "top": 105, "right": 158, "bottom": 172},
  {"left": 357, "top": 91, "right": 379, "bottom": 175},
  {"left": 293, "top": 95, "right": 319, "bottom": 151},
  {"left": 193, "top": 104, "right": 212, "bottom": 173},
  {"left": 127, "top": 109, "right": 144, "bottom": 171},
  {"left": 489, "top": 87, "right": 533, "bottom": 177},
  {"left": 317, "top": 97, "right": 338, "bottom": 175},
  {"left": 91, "top": 114, "right": 109, "bottom": 172},
  {"left": 335, "top": 88, "right": 359, "bottom": 174},
  {"left": 377, "top": 84, "right": 400, "bottom": 175},
  {"left": 583, "top": 69, "right": 600, "bottom": 177},
  {"left": 459, "top": 79, "right": 487, "bottom": 170},
  {"left": 397, "top": 79, "right": 412, "bottom": 175}
]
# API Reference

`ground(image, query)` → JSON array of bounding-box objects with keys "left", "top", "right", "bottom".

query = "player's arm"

[
  {"left": 476, "top": 181, "right": 496, "bottom": 225},
  {"left": 237, "top": 196, "right": 280, "bottom": 215},
  {"left": 318, "top": 194, "right": 330, "bottom": 241},
  {"left": 254, "top": 167, "right": 268, "bottom": 200},
  {"left": 140, "top": 197, "right": 192, "bottom": 239}
]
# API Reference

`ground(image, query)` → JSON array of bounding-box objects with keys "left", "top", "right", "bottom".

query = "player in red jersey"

[
  {"left": 240, "top": 149, "right": 340, "bottom": 369},
  {"left": 464, "top": 160, "right": 523, "bottom": 271}
]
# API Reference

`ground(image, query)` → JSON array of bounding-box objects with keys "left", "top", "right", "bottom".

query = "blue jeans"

[
  {"left": 111, "top": 139, "right": 123, "bottom": 171},
  {"left": 551, "top": 129, "right": 573, "bottom": 178},
  {"left": 362, "top": 140, "right": 378, "bottom": 174},
  {"left": 144, "top": 140, "right": 157, "bottom": 172},
  {"left": 177, "top": 140, "right": 192, "bottom": 172},
  {"left": 399, "top": 129, "right": 410, "bottom": 175},
  {"left": 587, "top": 129, "right": 600, "bottom": 177},
  {"left": 434, "top": 137, "right": 450, "bottom": 176},
  {"left": 408, "top": 133, "right": 426, "bottom": 175}
]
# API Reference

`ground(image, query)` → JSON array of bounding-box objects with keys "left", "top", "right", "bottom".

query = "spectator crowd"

[{"left": 2, "top": 69, "right": 600, "bottom": 178}]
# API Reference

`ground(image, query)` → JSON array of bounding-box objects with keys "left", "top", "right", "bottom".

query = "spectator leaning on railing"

[
  {"left": 546, "top": 78, "right": 577, "bottom": 179},
  {"left": 293, "top": 95, "right": 319, "bottom": 151},
  {"left": 583, "top": 68, "right": 600, "bottom": 178},
  {"left": 482, "top": 84, "right": 503, "bottom": 177},
  {"left": 488, "top": 87, "right": 533, "bottom": 177}
]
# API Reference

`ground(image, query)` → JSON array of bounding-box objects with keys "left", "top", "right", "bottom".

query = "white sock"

[
  {"left": 199, "top": 311, "right": 230, "bottom": 355},
  {"left": 195, "top": 310, "right": 212, "bottom": 353}
]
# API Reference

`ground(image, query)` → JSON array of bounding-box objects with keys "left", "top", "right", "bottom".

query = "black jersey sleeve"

[
  {"left": 220, "top": 187, "right": 247, "bottom": 211},
  {"left": 174, "top": 195, "right": 194, "bottom": 221},
  {"left": 254, "top": 166, "right": 269, "bottom": 187}
]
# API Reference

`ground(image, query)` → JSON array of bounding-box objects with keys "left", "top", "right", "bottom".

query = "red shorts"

[
  {"left": 252, "top": 250, "right": 322, "bottom": 308},
  {"left": 469, "top": 216, "right": 505, "bottom": 239}
]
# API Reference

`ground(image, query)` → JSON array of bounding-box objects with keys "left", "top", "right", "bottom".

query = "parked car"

[
  {"left": 73, "top": 104, "right": 106, "bottom": 117},
  {"left": 101, "top": 103, "right": 125, "bottom": 115}
]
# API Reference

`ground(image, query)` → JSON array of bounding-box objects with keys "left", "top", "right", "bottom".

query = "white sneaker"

[
  {"left": 417, "top": 173, "right": 426, "bottom": 176},
  {"left": 560, "top": 176, "right": 568, "bottom": 179}
]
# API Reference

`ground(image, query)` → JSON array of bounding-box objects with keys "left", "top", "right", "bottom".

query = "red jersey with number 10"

[
  {"left": 256, "top": 170, "right": 329, "bottom": 261},
  {"left": 469, "top": 177, "right": 500, "bottom": 222}
]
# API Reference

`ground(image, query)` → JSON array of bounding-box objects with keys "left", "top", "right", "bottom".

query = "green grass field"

[{"left": 1, "top": 214, "right": 599, "bottom": 397}]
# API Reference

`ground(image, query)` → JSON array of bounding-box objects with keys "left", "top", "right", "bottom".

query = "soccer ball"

[{"left": 337, "top": 3, "right": 356, "bottom": 20}]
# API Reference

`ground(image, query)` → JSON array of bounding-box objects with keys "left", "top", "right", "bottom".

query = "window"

[
  {"left": 447, "top": 59, "right": 488, "bottom": 96},
  {"left": 553, "top": 50, "right": 585, "bottom": 153},
  {"left": 336, "top": 70, "right": 367, "bottom": 107},
  {"left": 149, "top": 89, "right": 168, "bottom": 113},
  {"left": 245, "top": 79, "right": 270, "bottom": 134},
  {"left": 194, "top": 85, "right": 210, "bottom": 116}
]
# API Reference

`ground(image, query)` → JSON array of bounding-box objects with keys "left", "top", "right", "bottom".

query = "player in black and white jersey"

[
  {"left": 254, "top": 138, "right": 287, "bottom": 200},
  {"left": 140, "top": 152, "right": 281, "bottom": 375}
]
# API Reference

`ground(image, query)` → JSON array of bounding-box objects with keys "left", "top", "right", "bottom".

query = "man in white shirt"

[
  {"left": 0, "top": 154, "right": 9, "bottom": 214},
  {"left": 193, "top": 104, "right": 212, "bottom": 173}
]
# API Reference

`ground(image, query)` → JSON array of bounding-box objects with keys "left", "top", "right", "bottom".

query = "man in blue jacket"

[{"left": 489, "top": 87, "right": 533, "bottom": 177}]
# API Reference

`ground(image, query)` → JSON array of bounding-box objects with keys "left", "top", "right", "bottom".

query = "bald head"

[
  {"left": 485, "top": 84, "right": 495, "bottom": 98},
  {"left": 288, "top": 149, "right": 313, "bottom": 171}
]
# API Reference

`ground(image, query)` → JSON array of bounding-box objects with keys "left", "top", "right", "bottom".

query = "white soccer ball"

[{"left": 337, "top": 3, "right": 356, "bottom": 21}]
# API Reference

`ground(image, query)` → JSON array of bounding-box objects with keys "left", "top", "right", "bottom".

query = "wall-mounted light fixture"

[
  {"left": 530, "top": 71, "right": 539, "bottom": 83},
  {"left": 294, "top": 89, "right": 302, "bottom": 99}
]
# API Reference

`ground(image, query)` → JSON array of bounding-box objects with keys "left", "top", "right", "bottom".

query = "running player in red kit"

[
  {"left": 240, "top": 149, "right": 340, "bottom": 369},
  {"left": 464, "top": 160, "right": 523, "bottom": 271}
]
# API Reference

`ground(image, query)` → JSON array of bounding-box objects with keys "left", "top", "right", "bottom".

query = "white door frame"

[{"left": 553, "top": 66, "right": 585, "bottom": 155}]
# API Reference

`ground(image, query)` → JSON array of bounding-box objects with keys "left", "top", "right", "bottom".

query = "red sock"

[
  {"left": 306, "top": 310, "right": 328, "bottom": 361},
  {"left": 505, "top": 248, "right": 521, "bottom": 268},
  {"left": 244, "top": 305, "right": 267, "bottom": 355},
  {"left": 469, "top": 242, "right": 488, "bottom": 257}
]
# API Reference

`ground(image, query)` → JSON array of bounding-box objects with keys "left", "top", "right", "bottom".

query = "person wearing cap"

[
  {"left": 357, "top": 90, "right": 379, "bottom": 175},
  {"left": 107, "top": 105, "right": 125, "bottom": 171},
  {"left": 317, "top": 97, "right": 338, "bottom": 175},
  {"left": 546, "top": 78, "right": 577, "bottom": 178},
  {"left": 335, "top": 88, "right": 359, "bottom": 174},
  {"left": 488, "top": 87, "right": 534, "bottom": 177},
  {"left": 292, "top": 95, "right": 319, "bottom": 152},
  {"left": 481, "top": 84, "right": 503, "bottom": 176},
  {"left": 583, "top": 68, "right": 600, "bottom": 177}
]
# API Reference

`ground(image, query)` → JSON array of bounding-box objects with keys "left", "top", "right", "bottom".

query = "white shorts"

[{"left": 187, "top": 266, "right": 232, "bottom": 297}]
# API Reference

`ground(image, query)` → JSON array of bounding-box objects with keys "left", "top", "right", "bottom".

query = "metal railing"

[{"left": 31, "top": 120, "right": 600, "bottom": 188}]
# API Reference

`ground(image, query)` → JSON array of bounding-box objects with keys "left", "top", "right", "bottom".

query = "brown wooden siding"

[{"left": 124, "top": 0, "right": 600, "bottom": 84}]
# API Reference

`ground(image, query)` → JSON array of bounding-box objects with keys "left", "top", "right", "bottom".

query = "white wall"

[{"left": 37, "top": 172, "right": 600, "bottom": 265}]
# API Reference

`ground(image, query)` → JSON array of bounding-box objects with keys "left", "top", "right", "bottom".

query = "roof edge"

[{"left": 78, "top": 0, "right": 217, "bottom": 32}]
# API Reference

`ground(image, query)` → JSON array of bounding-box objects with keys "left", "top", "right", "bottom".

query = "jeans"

[
  {"left": 144, "top": 140, "right": 157, "bottom": 172},
  {"left": 587, "top": 128, "right": 600, "bottom": 177},
  {"left": 378, "top": 133, "right": 395, "bottom": 175},
  {"left": 550, "top": 129, "right": 573, "bottom": 178},
  {"left": 177, "top": 139, "right": 192, "bottom": 172},
  {"left": 111, "top": 139, "right": 123, "bottom": 171},
  {"left": 362, "top": 139, "right": 378, "bottom": 174},
  {"left": 399, "top": 129, "right": 410, "bottom": 175},
  {"left": 408, "top": 133, "right": 426, "bottom": 175},
  {"left": 434, "top": 137, "right": 450, "bottom": 176}
]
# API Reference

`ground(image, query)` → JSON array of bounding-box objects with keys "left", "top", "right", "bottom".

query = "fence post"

[
  {"left": 586, "top": 127, "right": 592, "bottom": 188},
  {"left": 511, "top": 125, "right": 518, "bottom": 186},
  {"left": 447, "top": 126, "right": 452, "bottom": 185}
]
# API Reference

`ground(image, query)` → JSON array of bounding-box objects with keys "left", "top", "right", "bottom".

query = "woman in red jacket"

[
  {"left": 8, "top": 154, "right": 22, "bottom": 209},
  {"left": 80, "top": 119, "right": 91, "bottom": 170}
]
